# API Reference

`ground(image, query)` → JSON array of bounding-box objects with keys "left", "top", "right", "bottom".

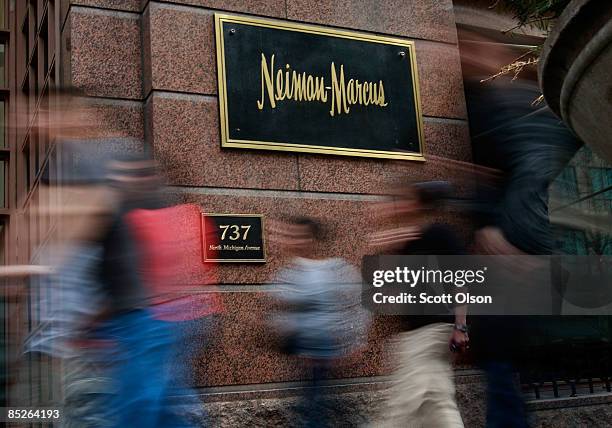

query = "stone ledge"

[
  {"left": 197, "top": 368, "right": 485, "bottom": 403},
  {"left": 197, "top": 371, "right": 486, "bottom": 427},
  {"left": 527, "top": 392, "right": 612, "bottom": 411},
  {"left": 198, "top": 375, "right": 393, "bottom": 403},
  {"left": 193, "top": 372, "right": 612, "bottom": 427}
]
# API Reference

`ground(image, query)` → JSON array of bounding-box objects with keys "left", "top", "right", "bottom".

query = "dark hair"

[
  {"left": 288, "top": 216, "right": 324, "bottom": 240},
  {"left": 412, "top": 181, "right": 454, "bottom": 209}
]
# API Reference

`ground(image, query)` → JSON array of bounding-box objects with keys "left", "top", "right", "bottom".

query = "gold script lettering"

[
  {"left": 330, "top": 62, "right": 350, "bottom": 116},
  {"left": 256, "top": 52, "right": 388, "bottom": 116},
  {"left": 257, "top": 53, "right": 276, "bottom": 110}
]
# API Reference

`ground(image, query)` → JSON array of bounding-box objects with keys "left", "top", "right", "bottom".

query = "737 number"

[{"left": 219, "top": 224, "right": 251, "bottom": 241}]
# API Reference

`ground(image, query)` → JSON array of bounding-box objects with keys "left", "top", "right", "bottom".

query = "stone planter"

[{"left": 539, "top": 0, "right": 612, "bottom": 162}]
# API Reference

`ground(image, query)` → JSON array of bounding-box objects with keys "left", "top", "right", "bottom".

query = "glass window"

[
  {"left": 0, "top": 160, "right": 4, "bottom": 208},
  {"left": 24, "top": 139, "right": 31, "bottom": 191},
  {"left": 0, "top": 100, "right": 5, "bottom": 148},
  {"left": 589, "top": 167, "right": 612, "bottom": 211},
  {"left": 22, "top": 12, "right": 29, "bottom": 68},
  {"left": 0, "top": 43, "right": 5, "bottom": 87},
  {"left": 555, "top": 228, "right": 588, "bottom": 255},
  {"left": 0, "top": 223, "right": 4, "bottom": 265},
  {"left": 551, "top": 166, "right": 578, "bottom": 201},
  {"left": 30, "top": 46, "right": 38, "bottom": 98},
  {"left": 40, "top": 14, "right": 48, "bottom": 77},
  {"left": 29, "top": 1, "right": 37, "bottom": 33},
  {"left": 32, "top": 129, "right": 39, "bottom": 178}
]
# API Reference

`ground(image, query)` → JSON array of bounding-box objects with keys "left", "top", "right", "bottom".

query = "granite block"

[
  {"left": 144, "top": 3, "right": 467, "bottom": 114},
  {"left": 193, "top": 291, "right": 303, "bottom": 386},
  {"left": 142, "top": 6, "right": 153, "bottom": 96},
  {"left": 148, "top": 93, "right": 300, "bottom": 189},
  {"left": 70, "top": 8, "right": 142, "bottom": 99},
  {"left": 175, "top": 192, "right": 301, "bottom": 284},
  {"left": 176, "top": 192, "right": 379, "bottom": 283},
  {"left": 297, "top": 155, "right": 410, "bottom": 195},
  {"left": 71, "top": 0, "right": 141, "bottom": 12},
  {"left": 145, "top": 3, "right": 216, "bottom": 95},
  {"left": 286, "top": 0, "right": 458, "bottom": 44},
  {"left": 145, "top": 0, "right": 285, "bottom": 18},
  {"left": 416, "top": 41, "right": 468, "bottom": 119},
  {"left": 423, "top": 119, "right": 472, "bottom": 162},
  {"left": 174, "top": 182, "right": 474, "bottom": 286},
  {"left": 84, "top": 99, "right": 145, "bottom": 141},
  {"left": 297, "top": 120, "right": 472, "bottom": 194},
  {"left": 191, "top": 291, "right": 402, "bottom": 386}
]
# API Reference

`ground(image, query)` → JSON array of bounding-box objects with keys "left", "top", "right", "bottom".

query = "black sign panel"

[
  {"left": 202, "top": 214, "right": 266, "bottom": 263},
  {"left": 215, "top": 13, "right": 425, "bottom": 161}
]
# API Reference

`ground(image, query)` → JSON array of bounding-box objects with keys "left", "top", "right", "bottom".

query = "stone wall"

[{"left": 63, "top": 0, "right": 470, "bottom": 388}]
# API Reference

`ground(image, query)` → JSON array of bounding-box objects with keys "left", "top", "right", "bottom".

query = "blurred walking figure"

[
  {"left": 460, "top": 27, "right": 582, "bottom": 428},
  {"left": 370, "top": 181, "right": 468, "bottom": 428},
  {"left": 25, "top": 237, "right": 112, "bottom": 427},
  {"left": 17, "top": 86, "right": 213, "bottom": 427},
  {"left": 87, "top": 153, "right": 182, "bottom": 428},
  {"left": 127, "top": 200, "right": 223, "bottom": 426},
  {"left": 19, "top": 88, "right": 123, "bottom": 427},
  {"left": 271, "top": 217, "right": 370, "bottom": 428}
]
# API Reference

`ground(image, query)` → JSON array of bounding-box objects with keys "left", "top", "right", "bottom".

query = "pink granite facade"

[{"left": 64, "top": 0, "right": 470, "bottom": 388}]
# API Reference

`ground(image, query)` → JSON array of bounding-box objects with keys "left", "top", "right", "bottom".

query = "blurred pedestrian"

[
  {"left": 20, "top": 88, "right": 121, "bottom": 427},
  {"left": 370, "top": 181, "right": 468, "bottom": 428},
  {"left": 460, "top": 27, "right": 582, "bottom": 428},
  {"left": 91, "top": 154, "right": 178, "bottom": 428},
  {"left": 127, "top": 200, "right": 223, "bottom": 426},
  {"left": 271, "top": 216, "right": 370, "bottom": 428}
]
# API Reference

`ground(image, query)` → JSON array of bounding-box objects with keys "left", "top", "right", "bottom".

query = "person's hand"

[{"left": 449, "top": 329, "right": 469, "bottom": 353}]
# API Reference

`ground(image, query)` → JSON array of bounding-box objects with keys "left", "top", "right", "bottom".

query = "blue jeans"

[
  {"left": 158, "top": 317, "right": 217, "bottom": 428},
  {"left": 97, "top": 309, "right": 190, "bottom": 428},
  {"left": 484, "top": 361, "right": 529, "bottom": 428},
  {"left": 292, "top": 334, "right": 336, "bottom": 428},
  {"left": 293, "top": 359, "right": 333, "bottom": 428}
]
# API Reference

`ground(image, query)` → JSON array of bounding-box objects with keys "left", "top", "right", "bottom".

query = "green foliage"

[{"left": 491, "top": 0, "right": 572, "bottom": 32}]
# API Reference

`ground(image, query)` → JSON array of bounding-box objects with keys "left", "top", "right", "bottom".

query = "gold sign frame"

[
  {"left": 202, "top": 213, "right": 267, "bottom": 263},
  {"left": 214, "top": 13, "right": 426, "bottom": 161}
]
